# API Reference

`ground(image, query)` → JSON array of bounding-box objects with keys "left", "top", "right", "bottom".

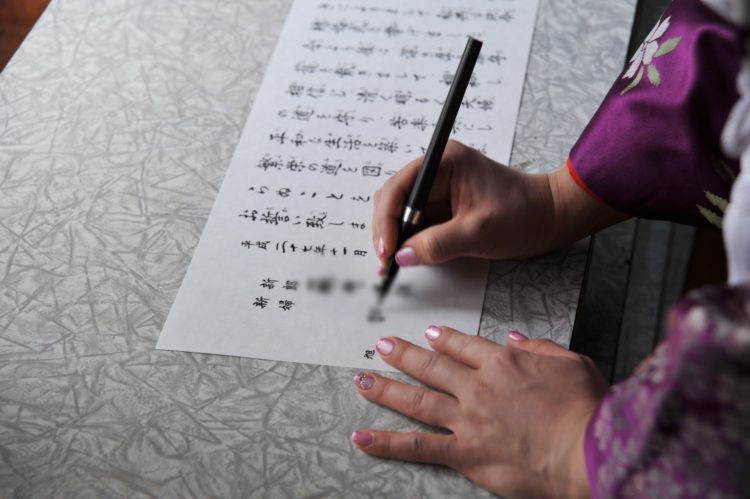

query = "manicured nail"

[
  {"left": 424, "top": 326, "right": 442, "bottom": 341},
  {"left": 351, "top": 430, "right": 373, "bottom": 446},
  {"left": 376, "top": 337, "right": 395, "bottom": 356},
  {"left": 377, "top": 237, "right": 385, "bottom": 257},
  {"left": 353, "top": 372, "right": 375, "bottom": 390},
  {"left": 395, "top": 247, "right": 419, "bottom": 267},
  {"left": 508, "top": 330, "right": 529, "bottom": 341}
]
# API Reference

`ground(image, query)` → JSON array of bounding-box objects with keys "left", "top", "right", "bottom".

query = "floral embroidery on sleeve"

[
  {"left": 585, "top": 285, "right": 750, "bottom": 498},
  {"left": 621, "top": 16, "right": 682, "bottom": 95},
  {"left": 698, "top": 191, "right": 729, "bottom": 227},
  {"left": 698, "top": 159, "right": 738, "bottom": 227}
]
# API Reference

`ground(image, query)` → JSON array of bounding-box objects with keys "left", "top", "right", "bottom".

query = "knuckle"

[
  {"left": 410, "top": 435, "right": 426, "bottom": 459},
  {"left": 452, "top": 335, "right": 474, "bottom": 360},
  {"left": 422, "top": 232, "right": 447, "bottom": 262},
  {"left": 407, "top": 387, "right": 428, "bottom": 417},
  {"left": 489, "top": 347, "right": 512, "bottom": 368},
  {"left": 445, "top": 139, "right": 466, "bottom": 156},
  {"left": 378, "top": 378, "right": 396, "bottom": 401},
  {"left": 416, "top": 351, "right": 439, "bottom": 378},
  {"left": 378, "top": 433, "right": 392, "bottom": 455}
]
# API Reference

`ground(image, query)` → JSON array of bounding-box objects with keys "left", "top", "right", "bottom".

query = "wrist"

[
  {"left": 546, "top": 166, "right": 629, "bottom": 247},
  {"left": 547, "top": 402, "right": 597, "bottom": 498}
]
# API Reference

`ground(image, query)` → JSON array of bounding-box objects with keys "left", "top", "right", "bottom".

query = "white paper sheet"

[{"left": 157, "top": 0, "right": 539, "bottom": 371}]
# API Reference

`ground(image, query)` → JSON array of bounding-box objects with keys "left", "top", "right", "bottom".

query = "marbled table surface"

[{"left": 0, "top": 0, "right": 633, "bottom": 496}]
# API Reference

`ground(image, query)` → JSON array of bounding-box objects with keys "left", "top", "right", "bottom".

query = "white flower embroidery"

[
  {"left": 619, "top": 16, "right": 681, "bottom": 95},
  {"left": 624, "top": 16, "right": 672, "bottom": 79}
]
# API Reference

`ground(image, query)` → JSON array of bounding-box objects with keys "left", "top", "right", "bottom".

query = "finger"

[
  {"left": 376, "top": 337, "right": 470, "bottom": 394},
  {"left": 395, "top": 216, "right": 476, "bottom": 266},
  {"left": 423, "top": 325, "right": 496, "bottom": 369},
  {"left": 506, "top": 335, "right": 579, "bottom": 360},
  {"left": 352, "top": 371, "right": 458, "bottom": 428},
  {"left": 372, "top": 140, "right": 474, "bottom": 265},
  {"left": 371, "top": 156, "right": 423, "bottom": 263},
  {"left": 351, "top": 429, "right": 457, "bottom": 466}
]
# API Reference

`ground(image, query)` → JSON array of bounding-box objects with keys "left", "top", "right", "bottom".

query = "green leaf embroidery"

[
  {"left": 705, "top": 191, "right": 729, "bottom": 212},
  {"left": 697, "top": 205, "right": 723, "bottom": 229},
  {"left": 713, "top": 158, "right": 738, "bottom": 182},
  {"left": 647, "top": 64, "right": 661, "bottom": 86},
  {"left": 654, "top": 37, "right": 681, "bottom": 57},
  {"left": 620, "top": 66, "right": 644, "bottom": 96}
]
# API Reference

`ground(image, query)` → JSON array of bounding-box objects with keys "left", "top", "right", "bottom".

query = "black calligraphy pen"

[{"left": 377, "top": 36, "right": 483, "bottom": 304}]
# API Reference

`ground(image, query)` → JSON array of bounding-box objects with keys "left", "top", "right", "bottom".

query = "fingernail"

[
  {"left": 424, "top": 325, "right": 442, "bottom": 341},
  {"left": 377, "top": 237, "right": 385, "bottom": 257},
  {"left": 376, "top": 337, "right": 395, "bottom": 356},
  {"left": 353, "top": 372, "right": 375, "bottom": 390},
  {"left": 508, "top": 330, "right": 528, "bottom": 341},
  {"left": 351, "top": 430, "right": 373, "bottom": 446},
  {"left": 395, "top": 247, "right": 419, "bottom": 267}
]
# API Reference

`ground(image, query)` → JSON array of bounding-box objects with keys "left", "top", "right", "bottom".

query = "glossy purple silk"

[{"left": 568, "top": 0, "right": 746, "bottom": 227}]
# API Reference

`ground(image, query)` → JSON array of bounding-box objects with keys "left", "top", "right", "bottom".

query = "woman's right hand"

[{"left": 372, "top": 140, "right": 626, "bottom": 271}]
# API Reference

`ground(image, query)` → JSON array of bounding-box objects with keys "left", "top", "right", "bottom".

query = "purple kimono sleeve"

[
  {"left": 584, "top": 284, "right": 750, "bottom": 498},
  {"left": 568, "top": 0, "right": 746, "bottom": 227}
]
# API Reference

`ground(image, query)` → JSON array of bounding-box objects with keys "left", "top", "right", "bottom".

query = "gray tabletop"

[{"left": 0, "top": 0, "right": 633, "bottom": 497}]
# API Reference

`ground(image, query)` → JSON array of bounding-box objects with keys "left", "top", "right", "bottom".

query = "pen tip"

[
  {"left": 376, "top": 285, "right": 385, "bottom": 304},
  {"left": 378, "top": 258, "right": 398, "bottom": 305},
  {"left": 377, "top": 278, "right": 390, "bottom": 305}
]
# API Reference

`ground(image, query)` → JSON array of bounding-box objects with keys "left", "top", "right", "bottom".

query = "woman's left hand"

[{"left": 351, "top": 326, "right": 608, "bottom": 499}]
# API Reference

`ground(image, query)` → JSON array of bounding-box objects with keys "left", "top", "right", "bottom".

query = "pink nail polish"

[
  {"left": 424, "top": 326, "right": 442, "bottom": 341},
  {"left": 376, "top": 338, "right": 395, "bottom": 356},
  {"left": 508, "top": 330, "right": 529, "bottom": 341},
  {"left": 353, "top": 372, "right": 375, "bottom": 390},
  {"left": 351, "top": 430, "right": 373, "bottom": 446},
  {"left": 395, "top": 247, "right": 419, "bottom": 267},
  {"left": 378, "top": 237, "right": 385, "bottom": 257}
]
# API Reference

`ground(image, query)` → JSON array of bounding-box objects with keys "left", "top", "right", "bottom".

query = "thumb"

[
  {"left": 396, "top": 218, "right": 474, "bottom": 266},
  {"left": 507, "top": 332, "right": 579, "bottom": 360}
]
